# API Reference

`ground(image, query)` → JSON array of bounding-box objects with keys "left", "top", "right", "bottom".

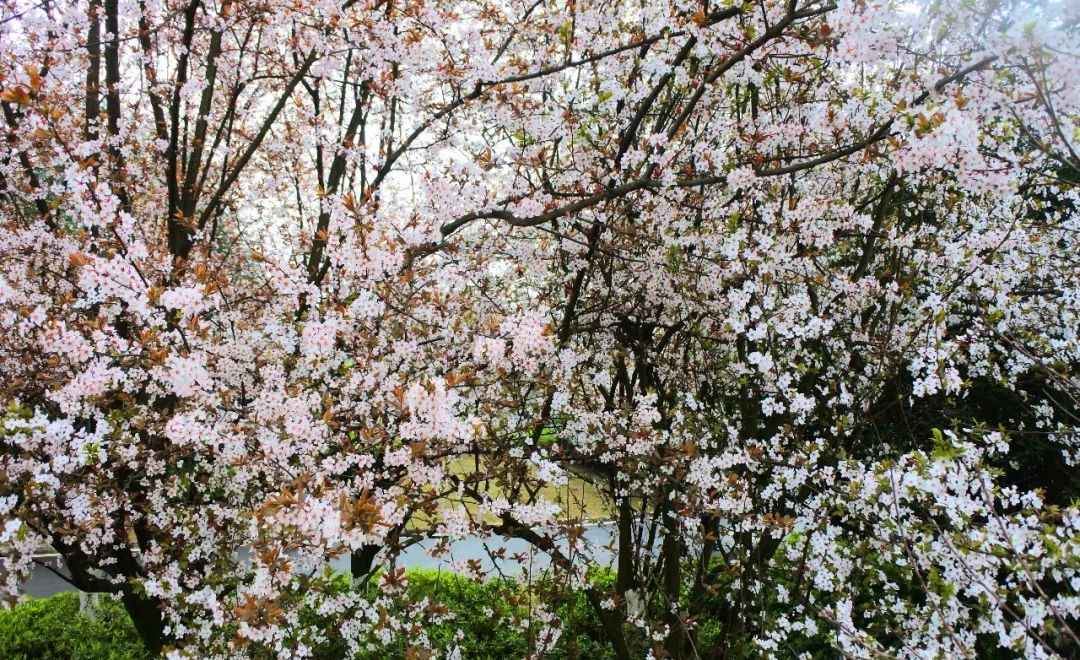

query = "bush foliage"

[
  {"left": 1, "top": 570, "right": 618, "bottom": 659},
  {"left": 0, "top": 592, "right": 150, "bottom": 660}
]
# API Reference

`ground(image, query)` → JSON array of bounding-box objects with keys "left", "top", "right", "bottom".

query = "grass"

[{"left": 405, "top": 456, "right": 612, "bottom": 530}]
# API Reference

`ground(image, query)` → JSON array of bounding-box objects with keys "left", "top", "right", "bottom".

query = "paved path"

[{"left": 20, "top": 524, "right": 616, "bottom": 598}]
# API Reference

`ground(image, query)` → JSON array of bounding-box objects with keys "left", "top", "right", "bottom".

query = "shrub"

[
  {"left": 0, "top": 592, "right": 149, "bottom": 660},
  {"left": 343, "top": 569, "right": 612, "bottom": 659},
  {"left": 2, "top": 569, "right": 619, "bottom": 659}
]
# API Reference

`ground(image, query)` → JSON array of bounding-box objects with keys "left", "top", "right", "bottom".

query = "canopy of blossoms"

[{"left": 1, "top": 0, "right": 1078, "bottom": 657}]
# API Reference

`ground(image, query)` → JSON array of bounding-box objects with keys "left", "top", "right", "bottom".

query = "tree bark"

[
  {"left": 350, "top": 543, "right": 380, "bottom": 579},
  {"left": 586, "top": 588, "right": 632, "bottom": 660},
  {"left": 121, "top": 589, "right": 165, "bottom": 656},
  {"left": 662, "top": 530, "right": 687, "bottom": 659}
]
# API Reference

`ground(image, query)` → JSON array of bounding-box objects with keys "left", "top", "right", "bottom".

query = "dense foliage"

[
  {"left": 1, "top": 571, "right": 613, "bottom": 660},
  {"left": 1, "top": 0, "right": 1079, "bottom": 657},
  {"left": 0, "top": 592, "right": 150, "bottom": 659}
]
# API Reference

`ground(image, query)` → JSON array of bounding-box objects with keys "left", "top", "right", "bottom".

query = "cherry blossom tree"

[
  {"left": 429, "top": 0, "right": 1080, "bottom": 657},
  {"left": 1, "top": 0, "right": 1079, "bottom": 657}
]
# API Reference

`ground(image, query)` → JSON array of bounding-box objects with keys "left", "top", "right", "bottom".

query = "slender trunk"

[
  {"left": 85, "top": 0, "right": 101, "bottom": 143},
  {"left": 586, "top": 588, "right": 632, "bottom": 660},
  {"left": 689, "top": 515, "right": 717, "bottom": 654},
  {"left": 587, "top": 495, "right": 639, "bottom": 660},
  {"left": 663, "top": 530, "right": 687, "bottom": 660},
  {"left": 616, "top": 496, "right": 636, "bottom": 594}
]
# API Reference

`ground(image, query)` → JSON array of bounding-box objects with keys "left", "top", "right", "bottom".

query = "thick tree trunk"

[
  {"left": 122, "top": 589, "right": 165, "bottom": 656},
  {"left": 350, "top": 543, "right": 381, "bottom": 579}
]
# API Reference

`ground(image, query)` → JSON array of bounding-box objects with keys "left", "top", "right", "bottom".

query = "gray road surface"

[{"left": 20, "top": 524, "right": 616, "bottom": 598}]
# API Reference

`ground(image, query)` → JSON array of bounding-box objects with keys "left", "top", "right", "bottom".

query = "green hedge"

[
  {"left": 0, "top": 592, "right": 150, "bottom": 660},
  {"left": 355, "top": 569, "right": 614, "bottom": 660},
  {"left": 0, "top": 570, "right": 616, "bottom": 659},
  {"left": 296, "top": 568, "right": 615, "bottom": 659}
]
